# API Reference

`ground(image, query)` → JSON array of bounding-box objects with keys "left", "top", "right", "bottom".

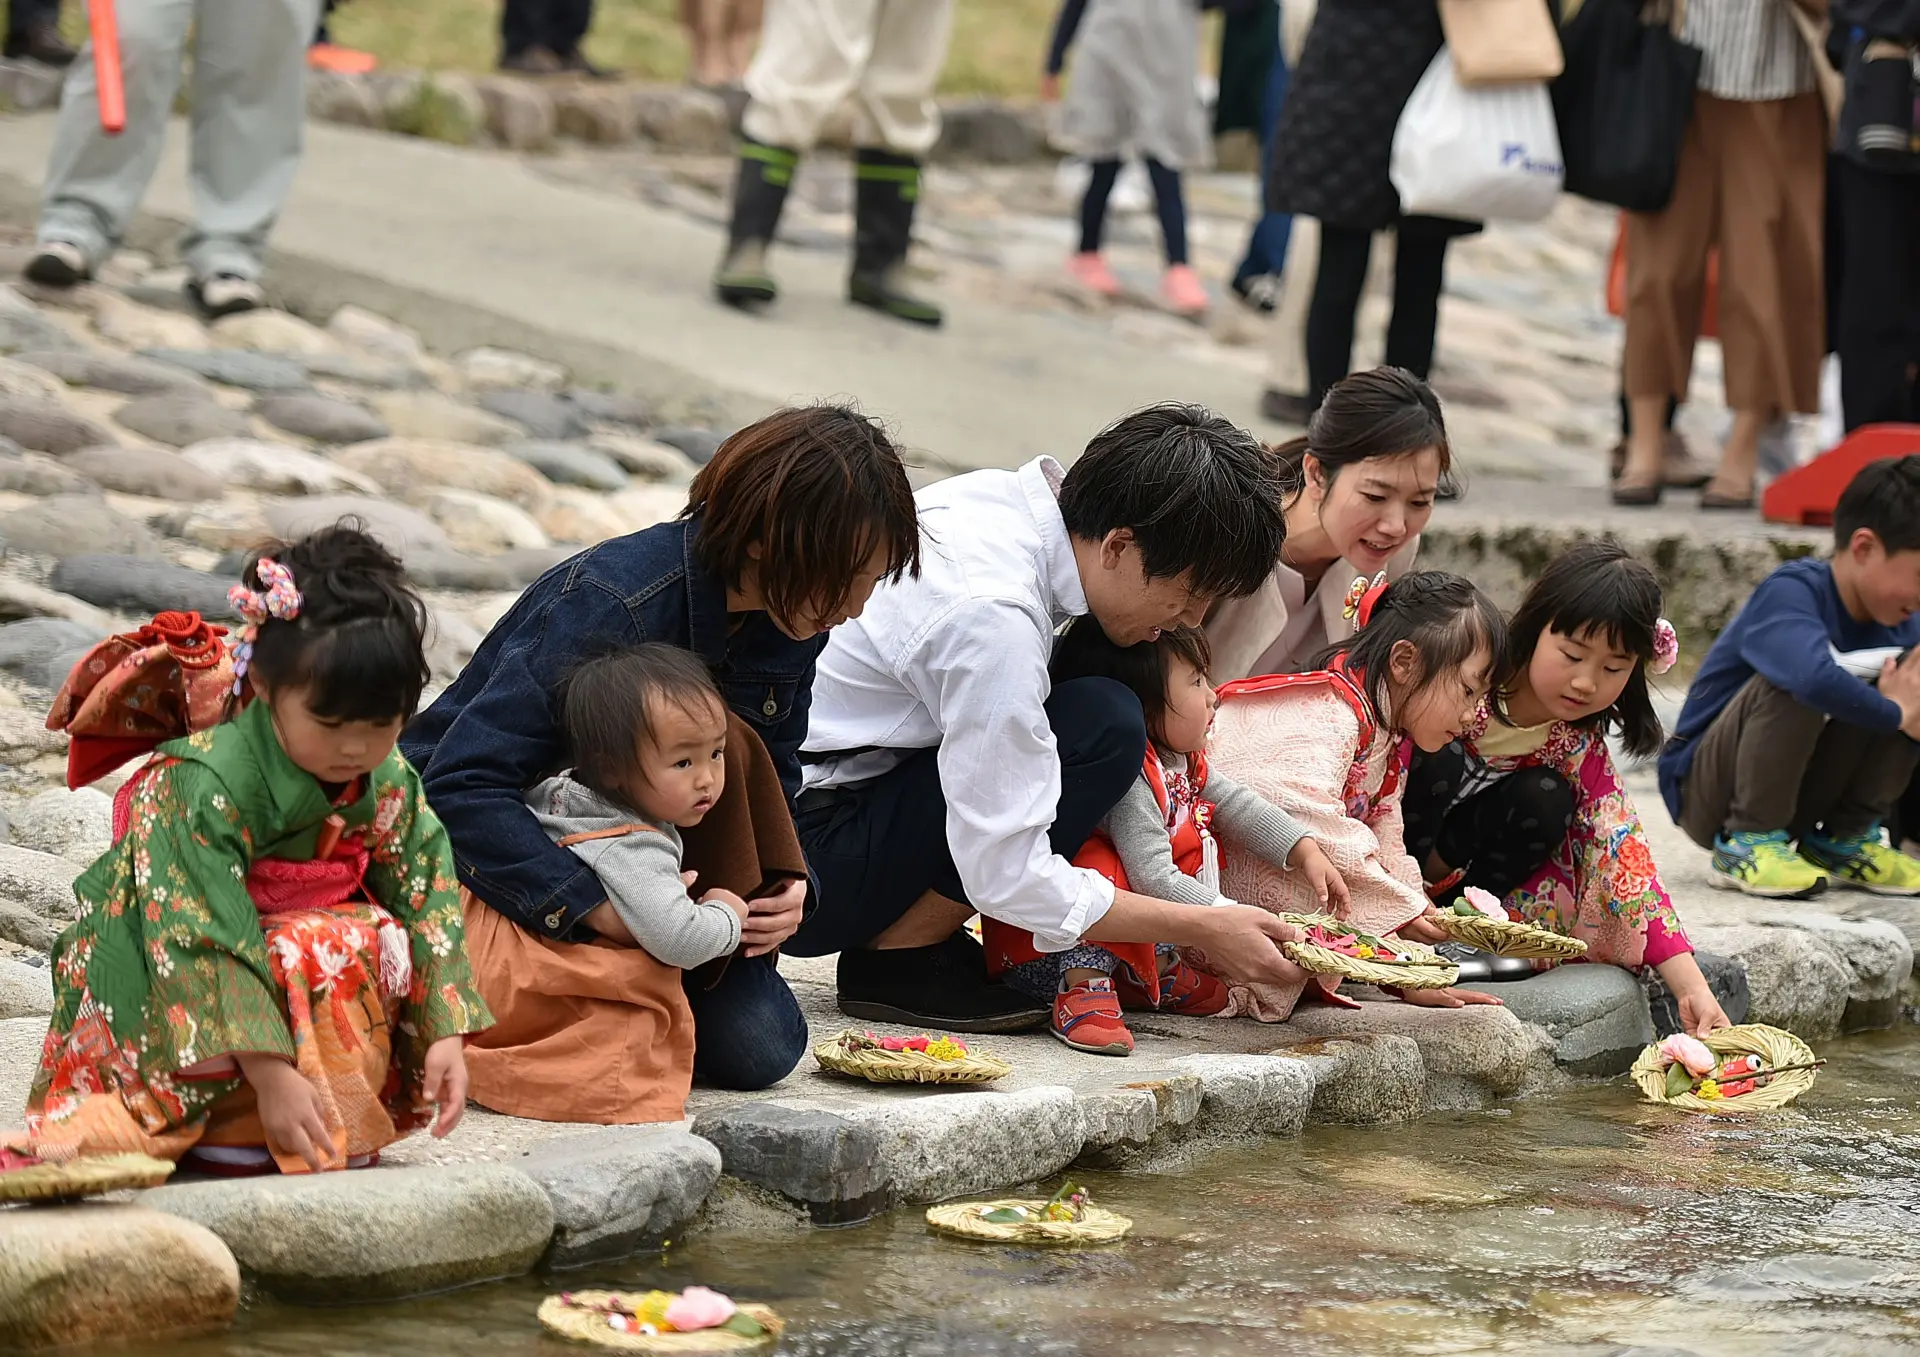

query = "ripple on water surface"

[{"left": 96, "top": 1029, "right": 1920, "bottom": 1357}]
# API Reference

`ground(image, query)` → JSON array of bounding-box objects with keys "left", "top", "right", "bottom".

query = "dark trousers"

[
  {"left": 789, "top": 677, "right": 1148, "bottom": 957},
  {"left": 684, "top": 951, "right": 808, "bottom": 1091},
  {"left": 1678, "top": 675, "right": 1920, "bottom": 846},
  {"left": 1307, "top": 224, "right": 1451, "bottom": 407},
  {"left": 1835, "top": 157, "right": 1920, "bottom": 432},
  {"left": 1081, "top": 158, "right": 1190, "bottom": 266},
  {"left": 1401, "top": 742, "right": 1576, "bottom": 901},
  {"left": 501, "top": 0, "right": 593, "bottom": 59},
  {"left": 1234, "top": 28, "right": 1294, "bottom": 285}
]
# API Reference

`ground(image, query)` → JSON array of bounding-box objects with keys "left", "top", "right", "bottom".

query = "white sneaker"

[
  {"left": 23, "top": 240, "right": 89, "bottom": 288},
  {"left": 193, "top": 273, "right": 263, "bottom": 318}
]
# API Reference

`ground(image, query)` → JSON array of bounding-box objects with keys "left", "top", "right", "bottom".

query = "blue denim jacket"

[{"left": 401, "top": 514, "right": 826, "bottom": 940}]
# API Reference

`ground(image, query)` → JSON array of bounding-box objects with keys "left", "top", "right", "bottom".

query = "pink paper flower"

[
  {"left": 1650, "top": 618, "right": 1679, "bottom": 676},
  {"left": 1461, "top": 887, "right": 1511, "bottom": 921},
  {"left": 1658, "top": 1032, "right": 1715, "bottom": 1076},
  {"left": 664, "top": 1286, "right": 737, "bottom": 1331}
]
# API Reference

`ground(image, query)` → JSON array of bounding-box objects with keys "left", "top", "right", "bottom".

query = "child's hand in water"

[
  {"left": 1292, "top": 839, "right": 1350, "bottom": 916},
  {"left": 422, "top": 1035, "right": 469, "bottom": 1139},
  {"left": 1676, "top": 982, "right": 1733, "bottom": 1038},
  {"left": 237, "top": 1052, "right": 336, "bottom": 1172}
]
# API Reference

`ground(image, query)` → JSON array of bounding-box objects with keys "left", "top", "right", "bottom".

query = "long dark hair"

[
  {"left": 1313, "top": 571, "right": 1505, "bottom": 725},
  {"left": 1272, "top": 366, "right": 1458, "bottom": 502},
  {"left": 1502, "top": 539, "right": 1664, "bottom": 758}
]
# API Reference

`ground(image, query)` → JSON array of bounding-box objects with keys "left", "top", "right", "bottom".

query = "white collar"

[{"left": 1018, "top": 456, "right": 1088, "bottom": 620}]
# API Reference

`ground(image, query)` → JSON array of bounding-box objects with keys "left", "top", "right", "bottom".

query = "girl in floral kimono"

[
  {"left": 12, "top": 526, "right": 490, "bottom": 1175},
  {"left": 1205, "top": 570, "right": 1510, "bottom": 1021},
  {"left": 1398, "top": 541, "right": 1732, "bottom": 1038}
]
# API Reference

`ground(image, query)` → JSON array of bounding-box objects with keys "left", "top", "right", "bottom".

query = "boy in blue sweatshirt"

[{"left": 1662, "top": 456, "right": 1920, "bottom": 898}]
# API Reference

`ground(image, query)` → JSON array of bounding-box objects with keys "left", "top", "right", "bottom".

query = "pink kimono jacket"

[{"left": 1203, "top": 672, "right": 1428, "bottom": 1021}]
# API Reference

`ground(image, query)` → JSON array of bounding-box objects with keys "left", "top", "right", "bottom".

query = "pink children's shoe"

[
  {"left": 1161, "top": 264, "right": 1209, "bottom": 317},
  {"left": 1066, "top": 251, "right": 1123, "bottom": 298}
]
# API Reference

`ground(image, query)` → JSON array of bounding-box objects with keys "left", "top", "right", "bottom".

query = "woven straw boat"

[
  {"left": 0, "top": 1151, "right": 175, "bottom": 1203},
  {"left": 537, "top": 1292, "right": 783, "bottom": 1352},
  {"left": 925, "top": 1199, "right": 1133, "bottom": 1246},
  {"left": 1629, "top": 1024, "right": 1818, "bottom": 1113},
  {"left": 1279, "top": 914, "right": 1459, "bottom": 989},
  {"left": 1434, "top": 911, "right": 1589, "bottom": 961},
  {"left": 814, "top": 1031, "right": 1011, "bottom": 1086}
]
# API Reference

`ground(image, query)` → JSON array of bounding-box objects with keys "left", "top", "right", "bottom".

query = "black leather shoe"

[
  {"left": 1260, "top": 387, "right": 1314, "bottom": 426},
  {"left": 3, "top": 23, "right": 76, "bottom": 66},
  {"left": 837, "top": 932, "right": 1048, "bottom": 1033},
  {"left": 1436, "top": 942, "right": 1495, "bottom": 983}
]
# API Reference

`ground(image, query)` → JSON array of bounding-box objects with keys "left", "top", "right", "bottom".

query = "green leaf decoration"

[
  {"left": 1450, "top": 902, "right": 1478, "bottom": 916},
  {"left": 721, "top": 1313, "right": 766, "bottom": 1338},
  {"left": 980, "top": 1207, "right": 1027, "bottom": 1223},
  {"left": 1664, "top": 1063, "right": 1693, "bottom": 1098}
]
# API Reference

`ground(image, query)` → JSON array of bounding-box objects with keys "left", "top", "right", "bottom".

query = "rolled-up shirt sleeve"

[{"left": 909, "top": 598, "right": 1114, "bottom": 952}]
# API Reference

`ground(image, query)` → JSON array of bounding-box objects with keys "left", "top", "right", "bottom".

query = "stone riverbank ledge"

[{"left": 1, "top": 900, "right": 1910, "bottom": 1348}]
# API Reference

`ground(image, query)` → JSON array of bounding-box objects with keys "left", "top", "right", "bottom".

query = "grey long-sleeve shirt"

[
  {"left": 1103, "top": 752, "right": 1311, "bottom": 908},
  {"left": 526, "top": 773, "right": 742, "bottom": 969}
]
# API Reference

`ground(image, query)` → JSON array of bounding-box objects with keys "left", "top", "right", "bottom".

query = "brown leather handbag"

[{"left": 1439, "top": 0, "right": 1565, "bottom": 85}]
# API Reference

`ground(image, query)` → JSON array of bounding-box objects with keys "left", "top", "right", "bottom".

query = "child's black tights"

[
  {"left": 1080, "top": 158, "right": 1189, "bottom": 266},
  {"left": 1401, "top": 743, "right": 1576, "bottom": 901}
]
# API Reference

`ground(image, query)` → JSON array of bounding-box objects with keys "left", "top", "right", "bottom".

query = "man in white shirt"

[{"left": 791, "top": 403, "right": 1309, "bottom": 1030}]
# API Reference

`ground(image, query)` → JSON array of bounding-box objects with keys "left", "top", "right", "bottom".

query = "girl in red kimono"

[{"left": 985, "top": 623, "right": 1345, "bottom": 1055}]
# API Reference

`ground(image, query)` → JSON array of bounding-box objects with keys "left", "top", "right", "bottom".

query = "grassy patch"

[{"left": 328, "top": 0, "right": 1063, "bottom": 98}]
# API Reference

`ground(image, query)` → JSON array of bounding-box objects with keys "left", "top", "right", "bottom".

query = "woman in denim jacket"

[{"left": 403, "top": 405, "right": 921, "bottom": 1103}]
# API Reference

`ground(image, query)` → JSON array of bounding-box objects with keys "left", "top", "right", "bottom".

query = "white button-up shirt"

[{"left": 802, "top": 457, "right": 1115, "bottom": 952}]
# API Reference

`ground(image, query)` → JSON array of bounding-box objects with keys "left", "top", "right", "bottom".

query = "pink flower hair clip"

[
  {"left": 227, "top": 557, "right": 303, "bottom": 695},
  {"left": 1650, "top": 617, "right": 1679, "bottom": 676}
]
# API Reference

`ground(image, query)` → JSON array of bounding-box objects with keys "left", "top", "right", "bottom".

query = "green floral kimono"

[{"left": 25, "top": 701, "right": 490, "bottom": 1167}]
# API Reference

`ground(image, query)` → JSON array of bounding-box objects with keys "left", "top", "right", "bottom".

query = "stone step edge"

[
  {"left": 304, "top": 71, "right": 1061, "bottom": 162},
  {"left": 688, "top": 1034, "right": 1517, "bottom": 1230}
]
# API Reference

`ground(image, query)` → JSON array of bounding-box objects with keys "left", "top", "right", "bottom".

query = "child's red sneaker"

[
  {"left": 1052, "top": 977, "right": 1134, "bottom": 1056},
  {"left": 1116, "top": 958, "right": 1231, "bottom": 1016}
]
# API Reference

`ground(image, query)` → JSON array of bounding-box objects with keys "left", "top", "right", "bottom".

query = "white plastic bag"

[{"left": 1389, "top": 48, "right": 1564, "bottom": 223}]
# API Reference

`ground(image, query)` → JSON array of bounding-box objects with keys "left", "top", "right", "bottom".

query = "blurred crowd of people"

[{"left": 5, "top": 0, "right": 1915, "bottom": 502}]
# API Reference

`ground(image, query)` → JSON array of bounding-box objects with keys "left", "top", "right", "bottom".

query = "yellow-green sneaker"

[
  {"left": 1800, "top": 828, "right": 1920, "bottom": 896},
  {"left": 1709, "top": 831, "right": 1828, "bottom": 899}
]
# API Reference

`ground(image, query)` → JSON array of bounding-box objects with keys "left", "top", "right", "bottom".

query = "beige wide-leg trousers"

[{"left": 741, "top": 0, "right": 956, "bottom": 155}]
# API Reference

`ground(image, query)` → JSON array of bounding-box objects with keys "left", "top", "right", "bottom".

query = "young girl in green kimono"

[{"left": 13, "top": 526, "right": 490, "bottom": 1175}]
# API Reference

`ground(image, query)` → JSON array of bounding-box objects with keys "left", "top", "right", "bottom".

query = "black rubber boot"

[
  {"left": 713, "top": 141, "right": 797, "bottom": 311},
  {"left": 837, "top": 932, "right": 1047, "bottom": 1033},
  {"left": 848, "top": 147, "right": 943, "bottom": 328}
]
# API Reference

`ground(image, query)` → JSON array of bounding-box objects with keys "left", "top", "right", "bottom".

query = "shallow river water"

[{"left": 109, "top": 1028, "right": 1920, "bottom": 1357}]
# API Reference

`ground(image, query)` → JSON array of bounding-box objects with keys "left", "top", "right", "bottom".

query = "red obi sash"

[{"left": 112, "top": 762, "right": 372, "bottom": 914}]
